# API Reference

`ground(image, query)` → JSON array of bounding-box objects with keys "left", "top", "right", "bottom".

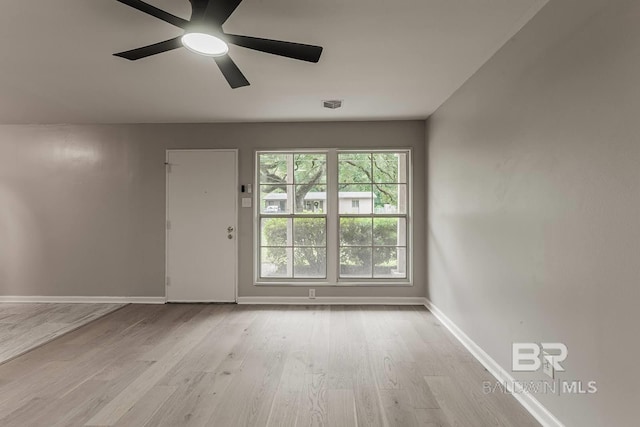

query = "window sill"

[{"left": 254, "top": 281, "right": 413, "bottom": 287}]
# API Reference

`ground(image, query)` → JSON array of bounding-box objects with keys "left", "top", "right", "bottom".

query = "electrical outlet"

[
  {"left": 309, "top": 289, "right": 316, "bottom": 299},
  {"left": 542, "top": 352, "right": 555, "bottom": 379}
]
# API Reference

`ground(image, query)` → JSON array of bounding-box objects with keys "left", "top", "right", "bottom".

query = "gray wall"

[
  {"left": 0, "top": 121, "right": 425, "bottom": 299},
  {"left": 426, "top": 0, "right": 640, "bottom": 425}
]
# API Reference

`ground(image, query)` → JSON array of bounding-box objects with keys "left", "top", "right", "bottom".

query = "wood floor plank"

[
  {"left": 266, "top": 308, "right": 312, "bottom": 427},
  {"left": 306, "top": 305, "right": 331, "bottom": 375},
  {"left": 0, "top": 379, "right": 106, "bottom": 427},
  {"left": 385, "top": 310, "right": 448, "bottom": 376},
  {"left": 235, "top": 317, "right": 295, "bottom": 426},
  {"left": 296, "top": 373, "right": 328, "bottom": 427},
  {"left": 205, "top": 307, "right": 282, "bottom": 426},
  {"left": 327, "top": 389, "right": 358, "bottom": 427},
  {"left": 425, "top": 375, "right": 499, "bottom": 427},
  {"left": 350, "top": 311, "right": 386, "bottom": 427},
  {"left": 396, "top": 362, "right": 439, "bottom": 409},
  {"left": 379, "top": 388, "right": 420, "bottom": 427},
  {"left": 53, "top": 361, "right": 156, "bottom": 427},
  {"left": 113, "top": 385, "right": 177, "bottom": 427},
  {"left": 155, "top": 304, "right": 237, "bottom": 384},
  {"left": 142, "top": 372, "right": 222, "bottom": 427},
  {"left": 414, "top": 408, "right": 451, "bottom": 427},
  {"left": 327, "top": 306, "right": 354, "bottom": 390},
  {"left": 0, "top": 303, "right": 124, "bottom": 364},
  {"left": 266, "top": 350, "right": 307, "bottom": 427},
  {"left": 85, "top": 305, "right": 219, "bottom": 426},
  {"left": 443, "top": 358, "right": 540, "bottom": 427}
]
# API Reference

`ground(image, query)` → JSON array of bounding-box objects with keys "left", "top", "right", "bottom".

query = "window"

[
  {"left": 338, "top": 152, "right": 408, "bottom": 279},
  {"left": 257, "top": 150, "right": 410, "bottom": 285},
  {"left": 258, "top": 153, "right": 327, "bottom": 279}
]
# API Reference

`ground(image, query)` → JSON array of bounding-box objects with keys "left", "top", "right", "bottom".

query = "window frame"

[{"left": 254, "top": 148, "right": 413, "bottom": 286}]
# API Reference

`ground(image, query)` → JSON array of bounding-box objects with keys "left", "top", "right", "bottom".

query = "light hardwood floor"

[
  {"left": 0, "top": 304, "right": 540, "bottom": 426},
  {"left": 0, "top": 303, "right": 125, "bottom": 365}
]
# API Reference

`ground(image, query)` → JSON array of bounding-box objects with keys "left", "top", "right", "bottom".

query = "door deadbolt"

[{"left": 227, "top": 226, "right": 234, "bottom": 232}]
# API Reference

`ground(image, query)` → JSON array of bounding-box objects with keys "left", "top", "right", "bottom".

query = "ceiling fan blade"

[
  {"left": 224, "top": 34, "right": 323, "bottom": 63},
  {"left": 114, "top": 37, "right": 183, "bottom": 60},
  {"left": 213, "top": 55, "right": 250, "bottom": 88},
  {"left": 203, "top": 0, "right": 244, "bottom": 25},
  {"left": 115, "top": 0, "right": 189, "bottom": 28}
]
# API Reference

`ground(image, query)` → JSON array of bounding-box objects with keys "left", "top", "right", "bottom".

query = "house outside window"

[{"left": 256, "top": 149, "right": 411, "bottom": 285}]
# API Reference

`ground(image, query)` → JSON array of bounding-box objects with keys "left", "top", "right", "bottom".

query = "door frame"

[{"left": 164, "top": 149, "right": 239, "bottom": 303}]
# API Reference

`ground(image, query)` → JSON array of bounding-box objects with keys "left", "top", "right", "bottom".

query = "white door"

[{"left": 166, "top": 149, "right": 237, "bottom": 302}]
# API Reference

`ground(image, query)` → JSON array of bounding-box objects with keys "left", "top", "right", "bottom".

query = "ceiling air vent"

[{"left": 323, "top": 100, "right": 343, "bottom": 109}]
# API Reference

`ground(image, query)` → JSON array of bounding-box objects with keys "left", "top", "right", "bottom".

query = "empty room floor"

[{"left": 0, "top": 304, "right": 539, "bottom": 426}]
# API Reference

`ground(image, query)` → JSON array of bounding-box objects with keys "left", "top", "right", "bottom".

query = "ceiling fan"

[{"left": 113, "top": 0, "right": 324, "bottom": 88}]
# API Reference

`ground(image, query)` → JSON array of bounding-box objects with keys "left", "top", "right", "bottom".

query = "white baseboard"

[
  {"left": 237, "top": 296, "right": 426, "bottom": 305},
  {"left": 0, "top": 296, "right": 167, "bottom": 304},
  {"left": 424, "top": 299, "right": 564, "bottom": 427}
]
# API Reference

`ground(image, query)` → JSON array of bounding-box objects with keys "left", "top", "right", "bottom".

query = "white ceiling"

[{"left": 0, "top": 0, "right": 547, "bottom": 124}]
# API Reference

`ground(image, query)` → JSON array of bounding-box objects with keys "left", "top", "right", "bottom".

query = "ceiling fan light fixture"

[
  {"left": 113, "top": 0, "right": 324, "bottom": 88},
  {"left": 181, "top": 32, "right": 229, "bottom": 57}
]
